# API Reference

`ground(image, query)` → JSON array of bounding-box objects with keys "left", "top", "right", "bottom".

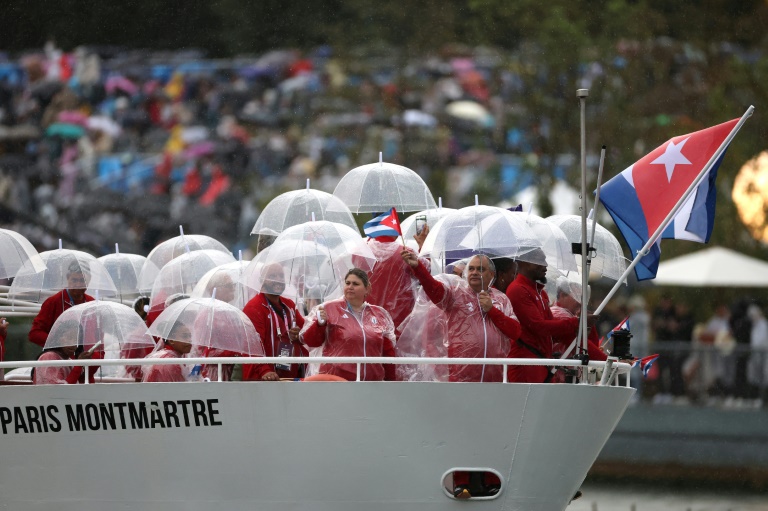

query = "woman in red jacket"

[
  {"left": 300, "top": 269, "right": 396, "bottom": 382},
  {"left": 33, "top": 320, "right": 99, "bottom": 385}
]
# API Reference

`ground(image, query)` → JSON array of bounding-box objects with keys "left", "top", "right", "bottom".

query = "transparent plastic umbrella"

[
  {"left": 0, "top": 228, "right": 46, "bottom": 279},
  {"left": 512, "top": 211, "right": 578, "bottom": 272},
  {"left": 419, "top": 205, "right": 542, "bottom": 262},
  {"left": 331, "top": 158, "right": 437, "bottom": 213},
  {"left": 400, "top": 207, "right": 456, "bottom": 241},
  {"left": 138, "top": 232, "right": 232, "bottom": 294},
  {"left": 190, "top": 260, "right": 257, "bottom": 309},
  {"left": 148, "top": 297, "right": 264, "bottom": 357},
  {"left": 45, "top": 300, "right": 155, "bottom": 377},
  {"left": 10, "top": 249, "right": 117, "bottom": 303},
  {"left": 246, "top": 222, "right": 376, "bottom": 309},
  {"left": 251, "top": 186, "right": 358, "bottom": 236},
  {"left": 546, "top": 214, "right": 629, "bottom": 281},
  {"left": 98, "top": 251, "right": 147, "bottom": 302},
  {"left": 148, "top": 250, "right": 236, "bottom": 313}
]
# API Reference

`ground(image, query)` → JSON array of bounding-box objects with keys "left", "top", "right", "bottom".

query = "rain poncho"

[
  {"left": 141, "top": 344, "right": 190, "bottom": 383},
  {"left": 28, "top": 290, "right": 95, "bottom": 347},
  {"left": 364, "top": 240, "right": 425, "bottom": 331},
  {"left": 506, "top": 274, "right": 580, "bottom": 383},
  {"left": 300, "top": 297, "right": 396, "bottom": 381},
  {"left": 405, "top": 264, "right": 520, "bottom": 382},
  {"left": 33, "top": 349, "right": 100, "bottom": 385},
  {"left": 550, "top": 304, "right": 607, "bottom": 382},
  {"left": 242, "top": 293, "right": 307, "bottom": 380}
]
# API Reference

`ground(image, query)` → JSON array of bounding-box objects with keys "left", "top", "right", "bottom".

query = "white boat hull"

[{"left": 0, "top": 382, "right": 632, "bottom": 511}]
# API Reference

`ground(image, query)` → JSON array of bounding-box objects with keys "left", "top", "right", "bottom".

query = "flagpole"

[
  {"left": 595, "top": 105, "right": 754, "bottom": 315},
  {"left": 577, "top": 88, "right": 590, "bottom": 367}
]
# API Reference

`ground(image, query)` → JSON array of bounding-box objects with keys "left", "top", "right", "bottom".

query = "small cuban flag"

[
  {"left": 633, "top": 354, "right": 660, "bottom": 378},
  {"left": 363, "top": 207, "right": 403, "bottom": 239}
]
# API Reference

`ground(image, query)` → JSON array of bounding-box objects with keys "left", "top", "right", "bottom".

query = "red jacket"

[
  {"left": 411, "top": 264, "right": 521, "bottom": 382},
  {"left": 300, "top": 298, "right": 396, "bottom": 381},
  {"left": 242, "top": 294, "right": 307, "bottom": 380},
  {"left": 506, "top": 274, "right": 579, "bottom": 383},
  {"left": 28, "top": 290, "right": 95, "bottom": 347}
]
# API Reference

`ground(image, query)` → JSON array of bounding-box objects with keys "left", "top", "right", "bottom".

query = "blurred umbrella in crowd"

[{"left": 98, "top": 245, "right": 147, "bottom": 303}]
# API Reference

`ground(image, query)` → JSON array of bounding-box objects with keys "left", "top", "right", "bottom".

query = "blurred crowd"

[
  {"left": 0, "top": 37, "right": 752, "bottom": 258},
  {"left": 603, "top": 294, "right": 768, "bottom": 408}
]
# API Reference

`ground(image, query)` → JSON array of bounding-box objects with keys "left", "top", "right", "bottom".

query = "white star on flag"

[{"left": 651, "top": 137, "right": 692, "bottom": 182}]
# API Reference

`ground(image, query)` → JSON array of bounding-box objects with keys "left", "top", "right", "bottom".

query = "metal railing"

[{"left": 0, "top": 356, "right": 633, "bottom": 386}]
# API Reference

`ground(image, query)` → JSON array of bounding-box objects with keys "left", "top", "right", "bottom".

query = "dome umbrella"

[
  {"left": 0, "top": 228, "right": 46, "bottom": 280},
  {"left": 190, "top": 260, "right": 257, "bottom": 309},
  {"left": 148, "top": 250, "right": 236, "bottom": 316},
  {"left": 251, "top": 180, "right": 358, "bottom": 237},
  {"left": 98, "top": 244, "right": 147, "bottom": 303},
  {"left": 331, "top": 154, "right": 437, "bottom": 214},
  {"left": 138, "top": 227, "right": 232, "bottom": 294}
]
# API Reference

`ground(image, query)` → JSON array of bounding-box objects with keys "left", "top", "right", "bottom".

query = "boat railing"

[{"left": 0, "top": 356, "right": 633, "bottom": 386}]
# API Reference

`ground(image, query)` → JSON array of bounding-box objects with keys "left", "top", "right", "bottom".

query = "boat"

[{"left": 0, "top": 355, "right": 634, "bottom": 511}]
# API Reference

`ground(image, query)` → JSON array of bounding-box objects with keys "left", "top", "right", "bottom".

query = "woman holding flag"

[{"left": 299, "top": 268, "right": 396, "bottom": 381}]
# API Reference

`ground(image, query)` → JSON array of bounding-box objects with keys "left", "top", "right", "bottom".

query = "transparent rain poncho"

[
  {"left": 10, "top": 249, "right": 117, "bottom": 303},
  {"left": 0, "top": 228, "right": 46, "bottom": 280},
  {"left": 396, "top": 273, "right": 515, "bottom": 383},
  {"left": 251, "top": 188, "right": 358, "bottom": 236},
  {"left": 366, "top": 239, "right": 425, "bottom": 329},
  {"left": 138, "top": 233, "right": 232, "bottom": 294},
  {"left": 331, "top": 160, "right": 437, "bottom": 214},
  {"left": 546, "top": 214, "right": 629, "bottom": 281},
  {"left": 97, "top": 252, "right": 147, "bottom": 302},
  {"left": 191, "top": 260, "right": 258, "bottom": 309},
  {"left": 148, "top": 250, "right": 236, "bottom": 314}
]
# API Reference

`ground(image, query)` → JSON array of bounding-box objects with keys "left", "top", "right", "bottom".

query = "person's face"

[
  {"left": 520, "top": 261, "right": 547, "bottom": 284},
  {"left": 343, "top": 274, "right": 368, "bottom": 306},
  {"left": 215, "top": 277, "right": 236, "bottom": 303},
  {"left": 67, "top": 272, "right": 86, "bottom": 299},
  {"left": 559, "top": 293, "right": 580, "bottom": 314},
  {"left": 168, "top": 325, "right": 193, "bottom": 354},
  {"left": 466, "top": 256, "right": 495, "bottom": 293},
  {"left": 452, "top": 264, "right": 465, "bottom": 277},
  {"left": 262, "top": 266, "right": 285, "bottom": 296}
]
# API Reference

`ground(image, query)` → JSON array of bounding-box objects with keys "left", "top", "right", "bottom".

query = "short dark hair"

[{"left": 344, "top": 268, "right": 370, "bottom": 288}]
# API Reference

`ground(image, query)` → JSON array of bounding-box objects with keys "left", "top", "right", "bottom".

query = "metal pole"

[{"left": 577, "top": 88, "right": 589, "bottom": 376}]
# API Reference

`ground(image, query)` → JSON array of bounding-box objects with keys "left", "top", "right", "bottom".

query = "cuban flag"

[
  {"left": 363, "top": 208, "right": 402, "bottom": 239},
  {"left": 599, "top": 117, "right": 743, "bottom": 280},
  {"left": 633, "top": 354, "right": 660, "bottom": 378}
]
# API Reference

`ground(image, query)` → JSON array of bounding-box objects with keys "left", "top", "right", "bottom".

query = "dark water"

[{"left": 570, "top": 483, "right": 767, "bottom": 511}]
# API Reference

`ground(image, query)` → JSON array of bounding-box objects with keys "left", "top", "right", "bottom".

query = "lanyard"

[{"left": 268, "top": 301, "right": 291, "bottom": 354}]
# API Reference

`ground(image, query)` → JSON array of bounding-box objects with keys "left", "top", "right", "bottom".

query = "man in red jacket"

[
  {"left": 506, "top": 249, "right": 598, "bottom": 383},
  {"left": 28, "top": 263, "right": 94, "bottom": 348},
  {"left": 242, "top": 264, "right": 306, "bottom": 381}
]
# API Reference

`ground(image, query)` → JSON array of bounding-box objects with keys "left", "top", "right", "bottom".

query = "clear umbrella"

[
  {"left": 98, "top": 247, "right": 147, "bottom": 303},
  {"left": 247, "top": 222, "right": 377, "bottom": 311},
  {"left": 148, "top": 297, "right": 264, "bottom": 357},
  {"left": 546, "top": 214, "right": 629, "bottom": 281},
  {"left": 251, "top": 183, "right": 358, "bottom": 236},
  {"left": 0, "top": 228, "right": 46, "bottom": 279},
  {"left": 138, "top": 230, "right": 232, "bottom": 294},
  {"left": 10, "top": 248, "right": 117, "bottom": 303},
  {"left": 331, "top": 156, "right": 437, "bottom": 213},
  {"left": 400, "top": 207, "right": 456, "bottom": 241},
  {"left": 148, "top": 250, "right": 236, "bottom": 314},
  {"left": 419, "top": 205, "right": 541, "bottom": 263},
  {"left": 190, "top": 260, "right": 257, "bottom": 309},
  {"left": 512, "top": 211, "right": 578, "bottom": 272},
  {"left": 45, "top": 300, "right": 155, "bottom": 377}
]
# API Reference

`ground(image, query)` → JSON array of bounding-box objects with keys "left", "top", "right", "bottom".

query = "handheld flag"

[
  {"left": 599, "top": 112, "right": 750, "bottom": 280},
  {"left": 632, "top": 354, "right": 660, "bottom": 378},
  {"left": 364, "top": 208, "right": 402, "bottom": 239}
]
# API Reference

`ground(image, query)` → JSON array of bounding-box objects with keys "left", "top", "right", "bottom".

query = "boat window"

[{"left": 442, "top": 468, "right": 503, "bottom": 500}]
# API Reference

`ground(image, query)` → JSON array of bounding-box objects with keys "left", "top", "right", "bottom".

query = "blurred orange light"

[{"left": 733, "top": 151, "right": 768, "bottom": 243}]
